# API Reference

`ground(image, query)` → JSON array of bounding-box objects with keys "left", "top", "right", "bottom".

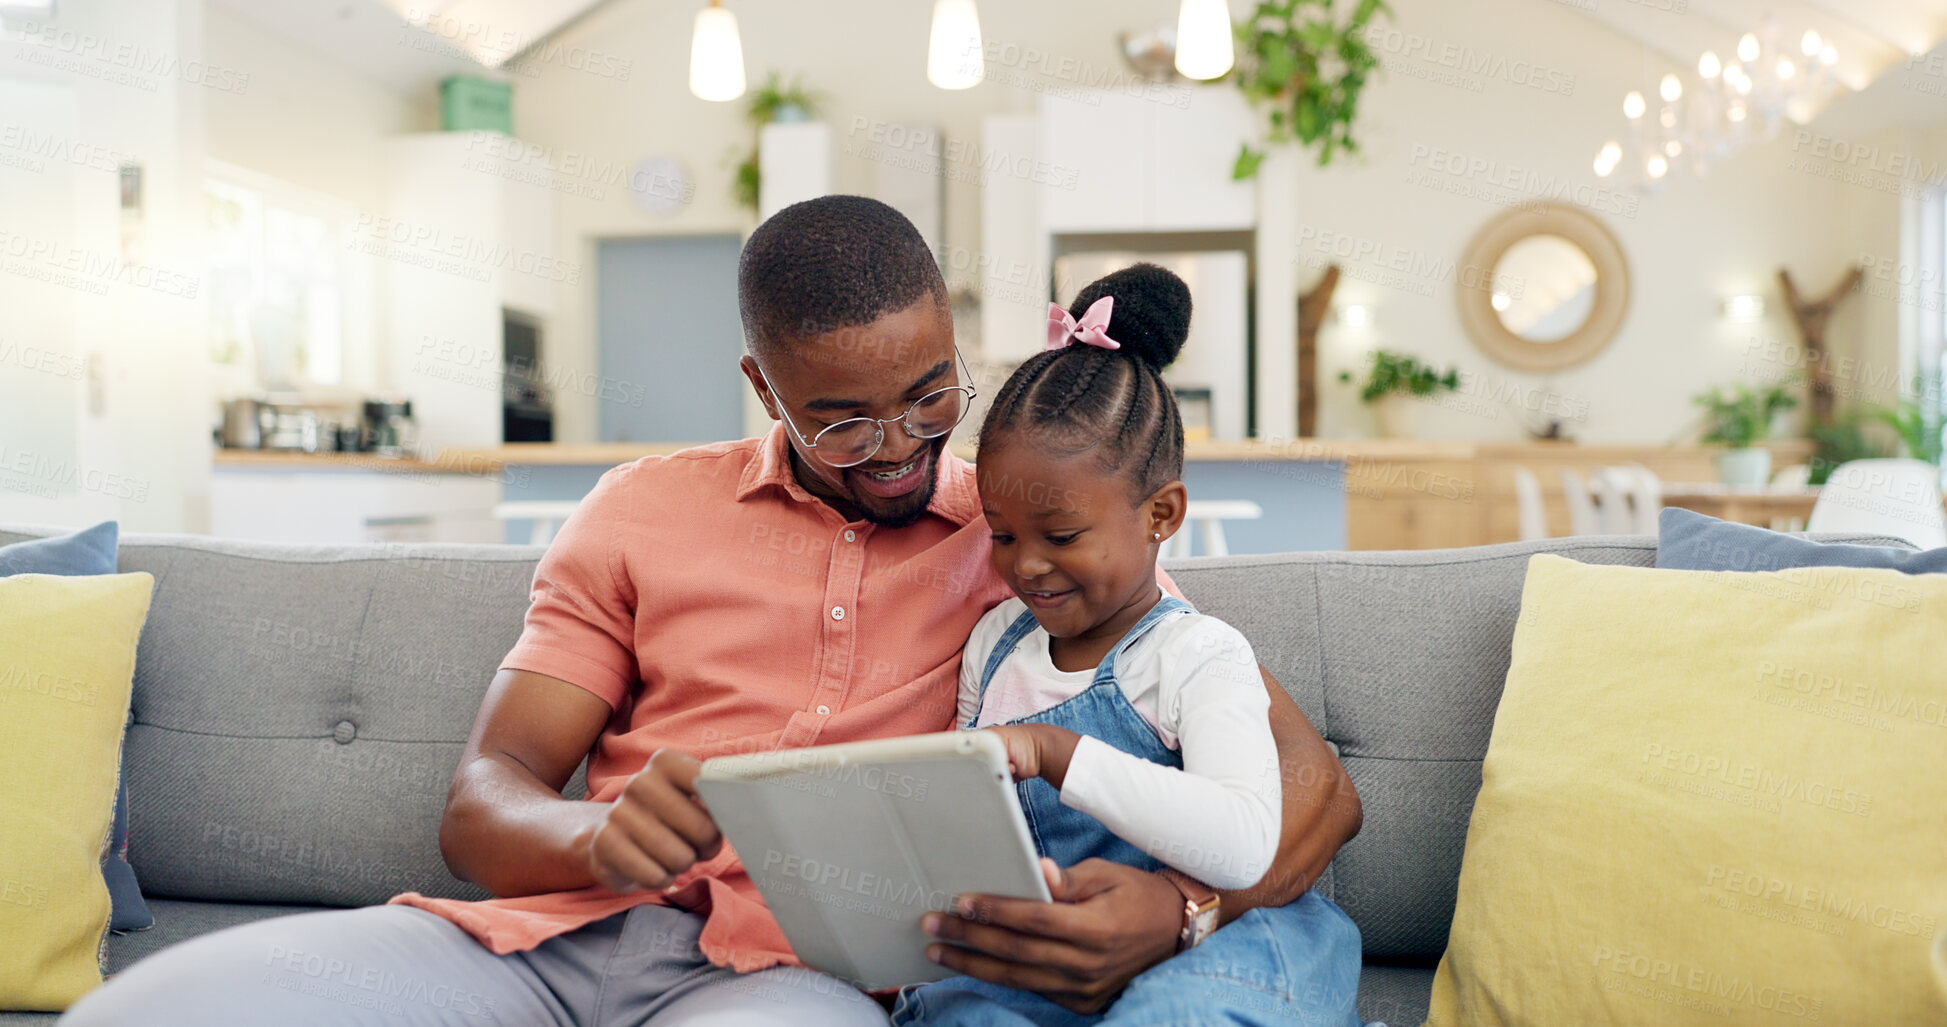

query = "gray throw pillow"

[
  {"left": 1656, "top": 507, "right": 1941, "bottom": 573},
  {"left": 0, "top": 522, "right": 153, "bottom": 933}
]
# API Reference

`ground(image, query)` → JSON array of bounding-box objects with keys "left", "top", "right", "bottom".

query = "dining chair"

[
  {"left": 1613, "top": 464, "right": 1662, "bottom": 534},
  {"left": 1588, "top": 467, "right": 1635, "bottom": 534},
  {"left": 1510, "top": 466, "right": 1549, "bottom": 541},
  {"left": 1769, "top": 463, "right": 1813, "bottom": 531},
  {"left": 1559, "top": 469, "right": 1600, "bottom": 536},
  {"left": 1806, "top": 459, "right": 1947, "bottom": 549}
]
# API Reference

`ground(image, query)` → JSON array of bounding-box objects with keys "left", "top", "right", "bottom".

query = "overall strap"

[
  {"left": 968, "top": 607, "right": 1044, "bottom": 726},
  {"left": 1092, "top": 594, "right": 1196, "bottom": 686}
]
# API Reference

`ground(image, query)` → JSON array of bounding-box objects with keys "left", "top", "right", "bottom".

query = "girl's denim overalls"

[{"left": 892, "top": 597, "right": 1367, "bottom": 1027}]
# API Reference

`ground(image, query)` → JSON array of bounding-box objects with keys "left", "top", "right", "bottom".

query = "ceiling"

[
  {"left": 1571, "top": 0, "right": 1947, "bottom": 121},
  {"left": 207, "top": 0, "right": 613, "bottom": 96},
  {"left": 215, "top": 0, "right": 1947, "bottom": 125}
]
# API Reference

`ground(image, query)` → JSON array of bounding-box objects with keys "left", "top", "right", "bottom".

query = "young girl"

[{"left": 894, "top": 264, "right": 1363, "bottom": 1026}]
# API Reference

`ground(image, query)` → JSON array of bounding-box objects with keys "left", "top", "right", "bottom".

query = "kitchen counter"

[{"left": 218, "top": 437, "right": 1479, "bottom": 471}]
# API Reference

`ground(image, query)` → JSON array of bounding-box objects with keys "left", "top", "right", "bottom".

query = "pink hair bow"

[{"left": 1046, "top": 296, "right": 1120, "bottom": 352}]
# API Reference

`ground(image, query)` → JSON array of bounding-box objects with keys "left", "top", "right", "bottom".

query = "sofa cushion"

[
  {"left": 0, "top": 523, "right": 151, "bottom": 933},
  {"left": 1426, "top": 555, "right": 1947, "bottom": 1025},
  {"left": 0, "top": 573, "right": 154, "bottom": 1009},
  {"left": 1659, "top": 507, "right": 1947, "bottom": 573},
  {"left": 0, "top": 899, "right": 324, "bottom": 1026}
]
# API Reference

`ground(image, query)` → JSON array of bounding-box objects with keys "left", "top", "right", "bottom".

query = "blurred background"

[{"left": 1, "top": 0, "right": 1942, "bottom": 552}]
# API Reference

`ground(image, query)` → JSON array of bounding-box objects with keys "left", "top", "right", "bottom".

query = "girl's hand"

[
  {"left": 987, "top": 725, "right": 1043, "bottom": 781},
  {"left": 985, "top": 725, "right": 1082, "bottom": 789}
]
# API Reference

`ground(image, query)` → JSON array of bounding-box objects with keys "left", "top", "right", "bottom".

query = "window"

[{"left": 204, "top": 162, "right": 350, "bottom": 393}]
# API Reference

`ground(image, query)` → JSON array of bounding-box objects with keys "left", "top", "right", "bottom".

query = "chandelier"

[{"left": 1594, "top": 20, "right": 1840, "bottom": 191}]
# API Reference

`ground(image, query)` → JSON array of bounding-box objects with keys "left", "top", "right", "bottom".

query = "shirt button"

[
  {"left": 843, "top": 529, "right": 856, "bottom": 543},
  {"left": 816, "top": 704, "right": 831, "bottom": 715},
  {"left": 831, "top": 605, "right": 845, "bottom": 621}
]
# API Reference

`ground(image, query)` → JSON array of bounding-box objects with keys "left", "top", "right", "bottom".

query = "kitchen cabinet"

[
  {"left": 1038, "top": 86, "right": 1256, "bottom": 234},
  {"left": 380, "top": 133, "right": 558, "bottom": 454}
]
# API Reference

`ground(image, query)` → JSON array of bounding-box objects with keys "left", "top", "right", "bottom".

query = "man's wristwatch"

[{"left": 1156, "top": 869, "right": 1220, "bottom": 952}]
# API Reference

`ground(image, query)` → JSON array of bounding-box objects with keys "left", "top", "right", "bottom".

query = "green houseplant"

[
  {"left": 1228, "top": 0, "right": 1391, "bottom": 179},
  {"left": 1339, "top": 349, "right": 1459, "bottom": 438},
  {"left": 1870, "top": 395, "right": 1946, "bottom": 468},
  {"left": 733, "top": 72, "right": 824, "bottom": 215},
  {"left": 1692, "top": 383, "right": 1797, "bottom": 485}
]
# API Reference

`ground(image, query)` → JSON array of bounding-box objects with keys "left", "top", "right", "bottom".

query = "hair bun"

[{"left": 1067, "top": 262, "right": 1191, "bottom": 373}]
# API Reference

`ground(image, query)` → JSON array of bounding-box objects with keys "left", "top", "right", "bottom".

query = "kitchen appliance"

[
  {"left": 362, "top": 398, "right": 416, "bottom": 458},
  {"left": 503, "top": 309, "right": 554, "bottom": 443}
]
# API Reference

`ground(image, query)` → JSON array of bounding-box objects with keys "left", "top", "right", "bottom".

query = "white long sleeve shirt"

[{"left": 957, "top": 598, "right": 1280, "bottom": 890}]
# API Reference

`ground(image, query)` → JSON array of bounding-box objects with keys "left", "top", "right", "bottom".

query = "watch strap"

[{"left": 1156, "top": 868, "right": 1220, "bottom": 952}]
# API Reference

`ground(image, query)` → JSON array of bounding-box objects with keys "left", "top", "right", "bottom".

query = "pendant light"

[
  {"left": 689, "top": 0, "right": 746, "bottom": 103},
  {"left": 1174, "top": 0, "right": 1235, "bottom": 80},
  {"left": 927, "top": 0, "right": 985, "bottom": 90}
]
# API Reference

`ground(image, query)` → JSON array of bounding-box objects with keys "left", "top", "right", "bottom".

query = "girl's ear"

[{"left": 1145, "top": 481, "right": 1188, "bottom": 544}]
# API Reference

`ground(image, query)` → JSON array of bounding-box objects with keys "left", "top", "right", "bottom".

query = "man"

[{"left": 62, "top": 196, "right": 1361, "bottom": 1026}]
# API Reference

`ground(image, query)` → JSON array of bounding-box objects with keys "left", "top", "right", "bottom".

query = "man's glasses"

[{"left": 756, "top": 346, "right": 978, "bottom": 469}]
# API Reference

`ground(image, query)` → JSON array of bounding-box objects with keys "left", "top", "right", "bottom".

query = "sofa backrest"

[
  {"left": 0, "top": 528, "right": 550, "bottom": 907},
  {"left": 0, "top": 524, "right": 1909, "bottom": 954}
]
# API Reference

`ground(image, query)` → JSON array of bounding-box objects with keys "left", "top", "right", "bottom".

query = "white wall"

[
  {"left": 0, "top": 0, "right": 212, "bottom": 532},
  {"left": 508, "top": 0, "right": 1911, "bottom": 446}
]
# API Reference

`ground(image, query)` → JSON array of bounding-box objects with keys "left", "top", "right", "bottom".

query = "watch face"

[{"left": 631, "top": 155, "right": 693, "bottom": 218}]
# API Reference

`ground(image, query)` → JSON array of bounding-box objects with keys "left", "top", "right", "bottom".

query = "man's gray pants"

[{"left": 57, "top": 903, "right": 890, "bottom": 1026}]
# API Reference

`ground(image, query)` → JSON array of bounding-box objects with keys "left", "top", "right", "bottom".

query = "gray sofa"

[{"left": 0, "top": 526, "right": 1902, "bottom": 1025}]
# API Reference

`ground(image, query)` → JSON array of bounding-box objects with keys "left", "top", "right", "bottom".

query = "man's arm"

[
  {"left": 1214, "top": 665, "right": 1362, "bottom": 918},
  {"left": 921, "top": 665, "right": 1360, "bottom": 1013},
  {"left": 439, "top": 669, "right": 721, "bottom": 897}
]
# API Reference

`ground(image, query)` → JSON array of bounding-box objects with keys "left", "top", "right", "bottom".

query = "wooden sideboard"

[{"left": 1343, "top": 441, "right": 1815, "bottom": 550}]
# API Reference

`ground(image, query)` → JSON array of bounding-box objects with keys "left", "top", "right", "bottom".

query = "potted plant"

[
  {"left": 1228, "top": 0, "right": 1390, "bottom": 179},
  {"left": 732, "top": 72, "right": 824, "bottom": 216},
  {"left": 1339, "top": 350, "right": 1459, "bottom": 438},
  {"left": 1692, "top": 383, "right": 1797, "bottom": 485},
  {"left": 1870, "top": 395, "right": 1945, "bottom": 472}
]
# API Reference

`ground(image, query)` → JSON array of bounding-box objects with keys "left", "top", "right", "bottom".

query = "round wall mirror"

[{"left": 1457, "top": 204, "right": 1629, "bottom": 371}]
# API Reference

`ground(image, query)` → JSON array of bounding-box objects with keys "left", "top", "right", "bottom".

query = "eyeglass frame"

[{"left": 753, "top": 344, "right": 979, "bottom": 468}]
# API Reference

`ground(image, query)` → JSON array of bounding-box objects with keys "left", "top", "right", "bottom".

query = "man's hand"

[
  {"left": 585, "top": 748, "right": 723, "bottom": 894},
  {"left": 921, "top": 858, "right": 1180, "bottom": 1015}
]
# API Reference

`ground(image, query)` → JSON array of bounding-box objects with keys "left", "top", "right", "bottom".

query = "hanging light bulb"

[
  {"left": 1776, "top": 57, "right": 1795, "bottom": 80},
  {"left": 1731, "top": 68, "right": 1752, "bottom": 95},
  {"left": 688, "top": 0, "right": 746, "bottom": 102},
  {"left": 1665, "top": 139, "right": 1683, "bottom": 157},
  {"left": 1174, "top": 0, "right": 1235, "bottom": 80},
  {"left": 1800, "top": 30, "right": 1821, "bottom": 58},
  {"left": 1660, "top": 107, "right": 1677, "bottom": 128},
  {"left": 1727, "top": 100, "right": 1747, "bottom": 123},
  {"left": 1599, "top": 141, "right": 1622, "bottom": 165},
  {"left": 1623, "top": 91, "right": 1646, "bottom": 119},
  {"left": 1647, "top": 155, "right": 1668, "bottom": 179},
  {"left": 1659, "top": 73, "right": 1683, "bottom": 102},
  {"left": 927, "top": 0, "right": 985, "bottom": 90},
  {"left": 1737, "top": 33, "right": 1760, "bottom": 63},
  {"left": 1698, "top": 51, "right": 1721, "bottom": 79},
  {"left": 1819, "top": 45, "right": 1837, "bottom": 67}
]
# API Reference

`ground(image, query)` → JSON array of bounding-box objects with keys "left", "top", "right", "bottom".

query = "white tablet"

[{"left": 696, "top": 730, "right": 1051, "bottom": 991}]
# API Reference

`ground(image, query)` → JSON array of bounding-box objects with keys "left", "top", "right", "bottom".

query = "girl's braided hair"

[{"left": 978, "top": 263, "right": 1190, "bottom": 500}]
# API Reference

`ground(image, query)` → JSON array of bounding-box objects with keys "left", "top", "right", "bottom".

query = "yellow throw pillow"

[
  {"left": 1427, "top": 555, "right": 1947, "bottom": 1026},
  {"left": 0, "top": 572, "right": 152, "bottom": 1010}
]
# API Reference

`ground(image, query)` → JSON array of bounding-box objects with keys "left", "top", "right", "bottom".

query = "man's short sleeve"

[{"left": 499, "top": 464, "right": 640, "bottom": 710}]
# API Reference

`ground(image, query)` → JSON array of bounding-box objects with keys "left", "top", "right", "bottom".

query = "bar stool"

[{"left": 1162, "top": 500, "right": 1264, "bottom": 559}]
